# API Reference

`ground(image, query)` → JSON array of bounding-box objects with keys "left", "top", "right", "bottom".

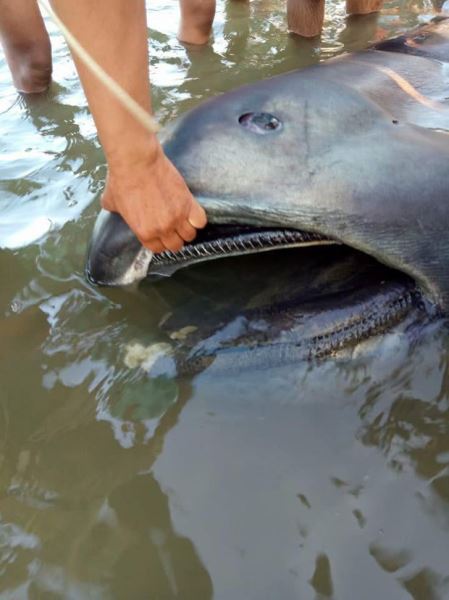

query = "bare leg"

[
  {"left": 346, "top": 0, "right": 383, "bottom": 15},
  {"left": 287, "top": 0, "right": 325, "bottom": 38},
  {"left": 178, "top": 0, "right": 216, "bottom": 45},
  {"left": 0, "top": 0, "right": 52, "bottom": 93}
]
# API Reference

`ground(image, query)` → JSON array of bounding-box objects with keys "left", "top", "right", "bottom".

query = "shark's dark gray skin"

[{"left": 87, "top": 19, "right": 449, "bottom": 364}]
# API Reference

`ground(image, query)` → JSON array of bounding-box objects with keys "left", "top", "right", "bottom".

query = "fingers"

[
  {"left": 176, "top": 219, "right": 197, "bottom": 242},
  {"left": 141, "top": 200, "right": 207, "bottom": 254},
  {"left": 160, "top": 231, "right": 185, "bottom": 253},
  {"left": 142, "top": 230, "right": 187, "bottom": 253},
  {"left": 144, "top": 238, "right": 165, "bottom": 254},
  {"left": 141, "top": 220, "right": 200, "bottom": 254},
  {"left": 105, "top": 198, "right": 207, "bottom": 254},
  {"left": 141, "top": 214, "right": 206, "bottom": 254},
  {"left": 104, "top": 163, "right": 207, "bottom": 255}
]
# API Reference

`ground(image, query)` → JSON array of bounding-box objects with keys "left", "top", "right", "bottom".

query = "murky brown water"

[{"left": 1, "top": 1, "right": 449, "bottom": 598}]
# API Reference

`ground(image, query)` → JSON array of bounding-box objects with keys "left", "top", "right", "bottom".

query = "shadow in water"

[
  {"left": 146, "top": 315, "right": 449, "bottom": 600},
  {"left": 0, "top": 380, "right": 213, "bottom": 598}
]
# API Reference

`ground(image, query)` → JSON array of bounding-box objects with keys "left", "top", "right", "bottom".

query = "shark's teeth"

[{"left": 152, "top": 229, "right": 332, "bottom": 266}]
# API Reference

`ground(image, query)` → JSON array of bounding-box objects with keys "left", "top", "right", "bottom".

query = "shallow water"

[{"left": 1, "top": 1, "right": 449, "bottom": 598}]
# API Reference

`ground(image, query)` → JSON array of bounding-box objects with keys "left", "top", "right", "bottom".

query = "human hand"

[
  {"left": 49, "top": 0, "right": 207, "bottom": 253},
  {"left": 102, "top": 143, "right": 207, "bottom": 254}
]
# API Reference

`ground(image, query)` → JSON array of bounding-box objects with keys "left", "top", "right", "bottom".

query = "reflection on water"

[
  {"left": 1, "top": 0, "right": 449, "bottom": 598},
  {"left": 153, "top": 328, "right": 449, "bottom": 599},
  {"left": 0, "top": 85, "right": 102, "bottom": 249}
]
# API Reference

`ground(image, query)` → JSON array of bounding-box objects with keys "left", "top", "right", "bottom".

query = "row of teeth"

[{"left": 152, "top": 230, "right": 329, "bottom": 265}]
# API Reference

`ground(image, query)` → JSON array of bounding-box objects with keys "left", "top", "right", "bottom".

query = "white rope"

[{"left": 37, "top": 0, "right": 160, "bottom": 133}]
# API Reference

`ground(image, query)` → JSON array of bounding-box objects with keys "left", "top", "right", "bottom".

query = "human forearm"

[
  {"left": 49, "top": 0, "right": 207, "bottom": 252},
  {"left": 50, "top": 0, "right": 157, "bottom": 167}
]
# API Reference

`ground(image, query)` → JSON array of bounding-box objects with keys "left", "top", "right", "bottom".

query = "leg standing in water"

[
  {"left": 287, "top": 0, "right": 325, "bottom": 37},
  {"left": 346, "top": 0, "right": 383, "bottom": 15},
  {"left": 287, "top": 0, "right": 384, "bottom": 37},
  {"left": 178, "top": 0, "right": 216, "bottom": 44},
  {"left": 0, "top": 0, "right": 52, "bottom": 93}
]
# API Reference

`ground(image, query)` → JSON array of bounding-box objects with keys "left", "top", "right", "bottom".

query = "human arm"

[{"left": 50, "top": 0, "right": 207, "bottom": 253}]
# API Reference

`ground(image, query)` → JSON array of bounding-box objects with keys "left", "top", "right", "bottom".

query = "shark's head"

[{"left": 87, "top": 20, "right": 449, "bottom": 314}]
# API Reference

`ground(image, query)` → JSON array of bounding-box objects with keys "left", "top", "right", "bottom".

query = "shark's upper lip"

[{"left": 148, "top": 223, "right": 337, "bottom": 278}]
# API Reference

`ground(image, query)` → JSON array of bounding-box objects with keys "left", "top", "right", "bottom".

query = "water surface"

[{"left": 1, "top": 1, "right": 449, "bottom": 598}]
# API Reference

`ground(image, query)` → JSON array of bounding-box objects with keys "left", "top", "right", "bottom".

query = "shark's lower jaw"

[
  {"left": 147, "top": 241, "right": 429, "bottom": 376},
  {"left": 148, "top": 225, "right": 336, "bottom": 278}
]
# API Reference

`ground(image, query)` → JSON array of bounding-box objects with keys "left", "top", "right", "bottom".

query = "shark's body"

[{"left": 87, "top": 19, "right": 449, "bottom": 368}]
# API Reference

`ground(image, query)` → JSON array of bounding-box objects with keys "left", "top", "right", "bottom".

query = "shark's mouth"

[
  {"left": 144, "top": 228, "right": 428, "bottom": 374},
  {"left": 149, "top": 224, "right": 337, "bottom": 278}
]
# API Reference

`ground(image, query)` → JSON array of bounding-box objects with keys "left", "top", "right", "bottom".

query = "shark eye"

[{"left": 239, "top": 112, "right": 282, "bottom": 134}]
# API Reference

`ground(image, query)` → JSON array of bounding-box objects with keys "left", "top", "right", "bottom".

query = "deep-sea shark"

[{"left": 87, "top": 18, "right": 449, "bottom": 371}]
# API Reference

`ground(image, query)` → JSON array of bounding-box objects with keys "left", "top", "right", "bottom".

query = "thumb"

[{"left": 188, "top": 199, "right": 207, "bottom": 229}]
